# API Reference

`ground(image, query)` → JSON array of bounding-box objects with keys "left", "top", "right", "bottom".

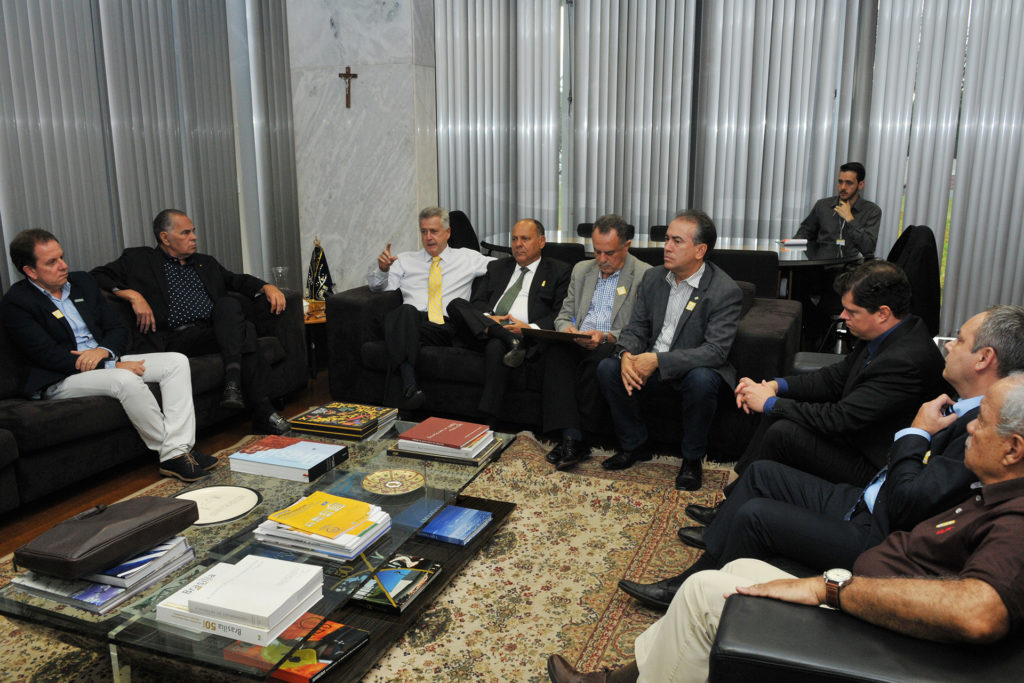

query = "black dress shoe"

[
  {"left": 502, "top": 337, "right": 526, "bottom": 368},
  {"left": 546, "top": 654, "right": 607, "bottom": 683},
  {"left": 601, "top": 446, "right": 652, "bottom": 471},
  {"left": 253, "top": 412, "right": 291, "bottom": 435},
  {"left": 400, "top": 385, "right": 426, "bottom": 411},
  {"left": 676, "top": 525, "right": 707, "bottom": 550},
  {"left": 554, "top": 438, "right": 591, "bottom": 471},
  {"left": 617, "top": 577, "right": 682, "bottom": 610},
  {"left": 159, "top": 453, "right": 211, "bottom": 482},
  {"left": 546, "top": 441, "right": 564, "bottom": 464},
  {"left": 685, "top": 502, "right": 721, "bottom": 526},
  {"left": 190, "top": 448, "right": 219, "bottom": 471},
  {"left": 675, "top": 458, "right": 702, "bottom": 491},
  {"left": 219, "top": 381, "right": 245, "bottom": 410}
]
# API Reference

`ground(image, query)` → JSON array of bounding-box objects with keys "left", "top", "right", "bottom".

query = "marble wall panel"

[
  {"left": 414, "top": 64, "right": 438, "bottom": 213},
  {"left": 287, "top": 0, "right": 412, "bottom": 69},
  {"left": 412, "top": 0, "right": 435, "bottom": 67}
]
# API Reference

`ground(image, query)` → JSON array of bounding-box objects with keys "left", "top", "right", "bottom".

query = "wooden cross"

[{"left": 338, "top": 66, "right": 358, "bottom": 108}]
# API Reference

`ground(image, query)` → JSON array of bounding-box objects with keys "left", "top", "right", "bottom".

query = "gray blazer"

[
  {"left": 617, "top": 260, "right": 742, "bottom": 388},
  {"left": 554, "top": 253, "right": 651, "bottom": 340}
]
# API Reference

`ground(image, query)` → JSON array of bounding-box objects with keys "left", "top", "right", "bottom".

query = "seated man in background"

[
  {"left": 732, "top": 260, "right": 947, "bottom": 488},
  {"left": 619, "top": 304, "right": 1024, "bottom": 609},
  {"left": 91, "top": 209, "right": 290, "bottom": 435},
  {"left": 541, "top": 214, "right": 651, "bottom": 470},
  {"left": 794, "top": 161, "right": 881, "bottom": 257},
  {"left": 446, "top": 218, "right": 570, "bottom": 422},
  {"left": 549, "top": 373, "right": 1024, "bottom": 683},
  {"left": 368, "top": 206, "right": 493, "bottom": 409},
  {"left": 2, "top": 229, "right": 212, "bottom": 482},
  {"left": 596, "top": 210, "right": 742, "bottom": 491}
]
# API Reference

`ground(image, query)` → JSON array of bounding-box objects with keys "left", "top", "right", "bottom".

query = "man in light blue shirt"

[{"left": 2, "top": 229, "right": 211, "bottom": 482}]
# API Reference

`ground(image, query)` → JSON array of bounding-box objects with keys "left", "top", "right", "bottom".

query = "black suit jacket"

[
  {"left": 468, "top": 257, "right": 570, "bottom": 330},
  {"left": 868, "top": 407, "right": 979, "bottom": 544},
  {"left": 1, "top": 272, "right": 130, "bottom": 397},
  {"left": 90, "top": 247, "right": 266, "bottom": 333},
  {"left": 771, "top": 315, "right": 948, "bottom": 469}
]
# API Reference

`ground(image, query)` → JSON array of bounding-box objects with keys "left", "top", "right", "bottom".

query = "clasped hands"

[
  {"left": 619, "top": 351, "right": 658, "bottom": 396},
  {"left": 486, "top": 314, "right": 529, "bottom": 334},
  {"left": 735, "top": 377, "right": 779, "bottom": 414}
]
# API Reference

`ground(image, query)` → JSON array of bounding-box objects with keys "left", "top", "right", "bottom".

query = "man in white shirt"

[{"left": 368, "top": 206, "right": 493, "bottom": 409}]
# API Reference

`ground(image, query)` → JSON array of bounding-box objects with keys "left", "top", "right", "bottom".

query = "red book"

[{"left": 397, "top": 417, "right": 489, "bottom": 449}]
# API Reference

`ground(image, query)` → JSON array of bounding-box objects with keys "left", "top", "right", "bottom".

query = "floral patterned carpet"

[{"left": 0, "top": 433, "right": 730, "bottom": 682}]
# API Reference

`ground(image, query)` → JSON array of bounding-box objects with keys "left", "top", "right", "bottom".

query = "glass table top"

[{"left": 0, "top": 420, "right": 507, "bottom": 678}]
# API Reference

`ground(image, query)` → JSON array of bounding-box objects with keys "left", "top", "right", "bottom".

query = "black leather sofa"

[
  {"left": 326, "top": 283, "right": 801, "bottom": 459},
  {"left": 710, "top": 594, "right": 1024, "bottom": 682},
  {"left": 0, "top": 289, "right": 307, "bottom": 514}
]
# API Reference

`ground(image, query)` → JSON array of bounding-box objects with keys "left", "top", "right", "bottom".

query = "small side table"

[{"left": 303, "top": 311, "right": 327, "bottom": 378}]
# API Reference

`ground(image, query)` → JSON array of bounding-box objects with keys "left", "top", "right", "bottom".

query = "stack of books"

[
  {"left": 288, "top": 401, "right": 398, "bottom": 440},
  {"left": 253, "top": 491, "right": 391, "bottom": 561},
  {"left": 351, "top": 553, "right": 442, "bottom": 613},
  {"left": 419, "top": 504, "right": 493, "bottom": 546},
  {"left": 222, "top": 613, "right": 370, "bottom": 682},
  {"left": 11, "top": 535, "right": 195, "bottom": 614},
  {"left": 228, "top": 435, "right": 348, "bottom": 482},
  {"left": 156, "top": 555, "right": 323, "bottom": 645},
  {"left": 390, "top": 417, "right": 502, "bottom": 465}
]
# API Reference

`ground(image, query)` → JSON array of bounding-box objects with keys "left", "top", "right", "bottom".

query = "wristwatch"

[{"left": 823, "top": 568, "right": 853, "bottom": 610}]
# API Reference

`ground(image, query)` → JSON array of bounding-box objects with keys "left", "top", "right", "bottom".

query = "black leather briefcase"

[{"left": 13, "top": 496, "right": 198, "bottom": 579}]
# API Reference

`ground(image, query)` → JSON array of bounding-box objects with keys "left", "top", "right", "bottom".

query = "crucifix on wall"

[{"left": 338, "top": 66, "right": 358, "bottom": 108}]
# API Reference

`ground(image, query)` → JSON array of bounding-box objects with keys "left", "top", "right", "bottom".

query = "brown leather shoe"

[{"left": 547, "top": 654, "right": 607, "bottom": 682}]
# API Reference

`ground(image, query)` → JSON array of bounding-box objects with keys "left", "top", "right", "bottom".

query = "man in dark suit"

[
  {"left": 542, "top": 214, "right": 651, "bottom": 470},
  {"left": 2, "top": 229, "right": 213, "bottom": 481},
  {"left": 596, "top": 210, "right": 743, "bottom": 491},
  {"left": 733, "top": 260, "right": 947, "bottom": 487},
  {"left": 447, "top": 219, "right": 570, "bottom": 419},
  {"left": 620, "top": 305, "right": 1024, "bottom": 609},
  {"left": 90, "top": 209, "right": 289, "bottom": 435}
]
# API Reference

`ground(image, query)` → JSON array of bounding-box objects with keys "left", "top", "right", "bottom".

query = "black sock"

[
  {"left": 224, "top": 362, "right": 241, "bottom": 386},
  {"left": 399, "top": 362, "right": 416, "bottom": 390}
]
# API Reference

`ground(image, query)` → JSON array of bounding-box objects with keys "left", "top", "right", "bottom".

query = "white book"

[
  {"left": 157, "top": 583, "right": 322, "bottom": 645},
  {"left": 186, "top": 555, "right": 322, "bottom": 628},
  {"left": 228, "top": 436, "right": 345, "bottom": 482}
]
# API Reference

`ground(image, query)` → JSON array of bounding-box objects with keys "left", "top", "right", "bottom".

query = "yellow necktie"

[{"left": 427, "top": 256, "right": 444, "bottom": 324}]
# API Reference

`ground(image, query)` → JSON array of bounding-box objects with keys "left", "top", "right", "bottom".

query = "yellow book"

[{"left": 268, "top": 491, "right": 372, "bottom": 539}]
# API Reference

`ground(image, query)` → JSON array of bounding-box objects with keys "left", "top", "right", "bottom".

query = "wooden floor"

[{"left": 0, "top": 370, "right": 332, "bottom": 559}]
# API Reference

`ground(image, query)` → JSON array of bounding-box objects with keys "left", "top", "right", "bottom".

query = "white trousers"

[
  {"left": 44, "top": 352, "right": 195, "bottom": 462},
  {"left": 635, "top": 559, "right": 796, "bottom": 683}
]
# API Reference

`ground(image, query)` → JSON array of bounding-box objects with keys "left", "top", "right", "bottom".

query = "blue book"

[{"left": 418, "top": 505, "right": 492, "bottom": 546}]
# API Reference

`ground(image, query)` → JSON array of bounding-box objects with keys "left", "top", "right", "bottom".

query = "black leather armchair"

[{"left": 710, "top": 595, "right": 1024, "bottom": 682}]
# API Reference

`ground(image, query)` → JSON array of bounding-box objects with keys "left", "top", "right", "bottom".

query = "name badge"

[
  {"left": 617, "top": 286, "right": 627, "bottom": 295},
  {"left": 73, "top": 298, "right": 84, "bottom": 303},
  {"left": 686, "top": 301, "right": 697, "bottom": 311},
  {"left": 52, "top": 310, "right": 64, "bottom": 319},
  {"left": 836, "top": 239, "right": 846, "bottom": 246}
]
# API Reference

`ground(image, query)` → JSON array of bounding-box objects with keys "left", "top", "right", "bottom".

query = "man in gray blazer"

[
  {"left": 542, "top": 215, "right": 652, "bottom": 470},
  {"left": 597, "top": 210, "right": 743, "bottom": 490}
]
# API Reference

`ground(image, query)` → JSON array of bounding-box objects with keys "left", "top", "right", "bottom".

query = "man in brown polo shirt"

[{"left": 547, "top": 372, "right": 1024, "bottom": 683}]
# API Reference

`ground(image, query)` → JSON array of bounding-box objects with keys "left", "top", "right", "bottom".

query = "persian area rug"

[
  {"left": 363, "top": 433, "right": 730, "bottom": 682},
  {"left": 0, "top": 434, "right": 729, "bottom": 682}
]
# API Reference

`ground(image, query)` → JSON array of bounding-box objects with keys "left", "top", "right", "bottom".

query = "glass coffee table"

[{"left": 0, "top": 421, "right": 511, "bottom": 680}]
